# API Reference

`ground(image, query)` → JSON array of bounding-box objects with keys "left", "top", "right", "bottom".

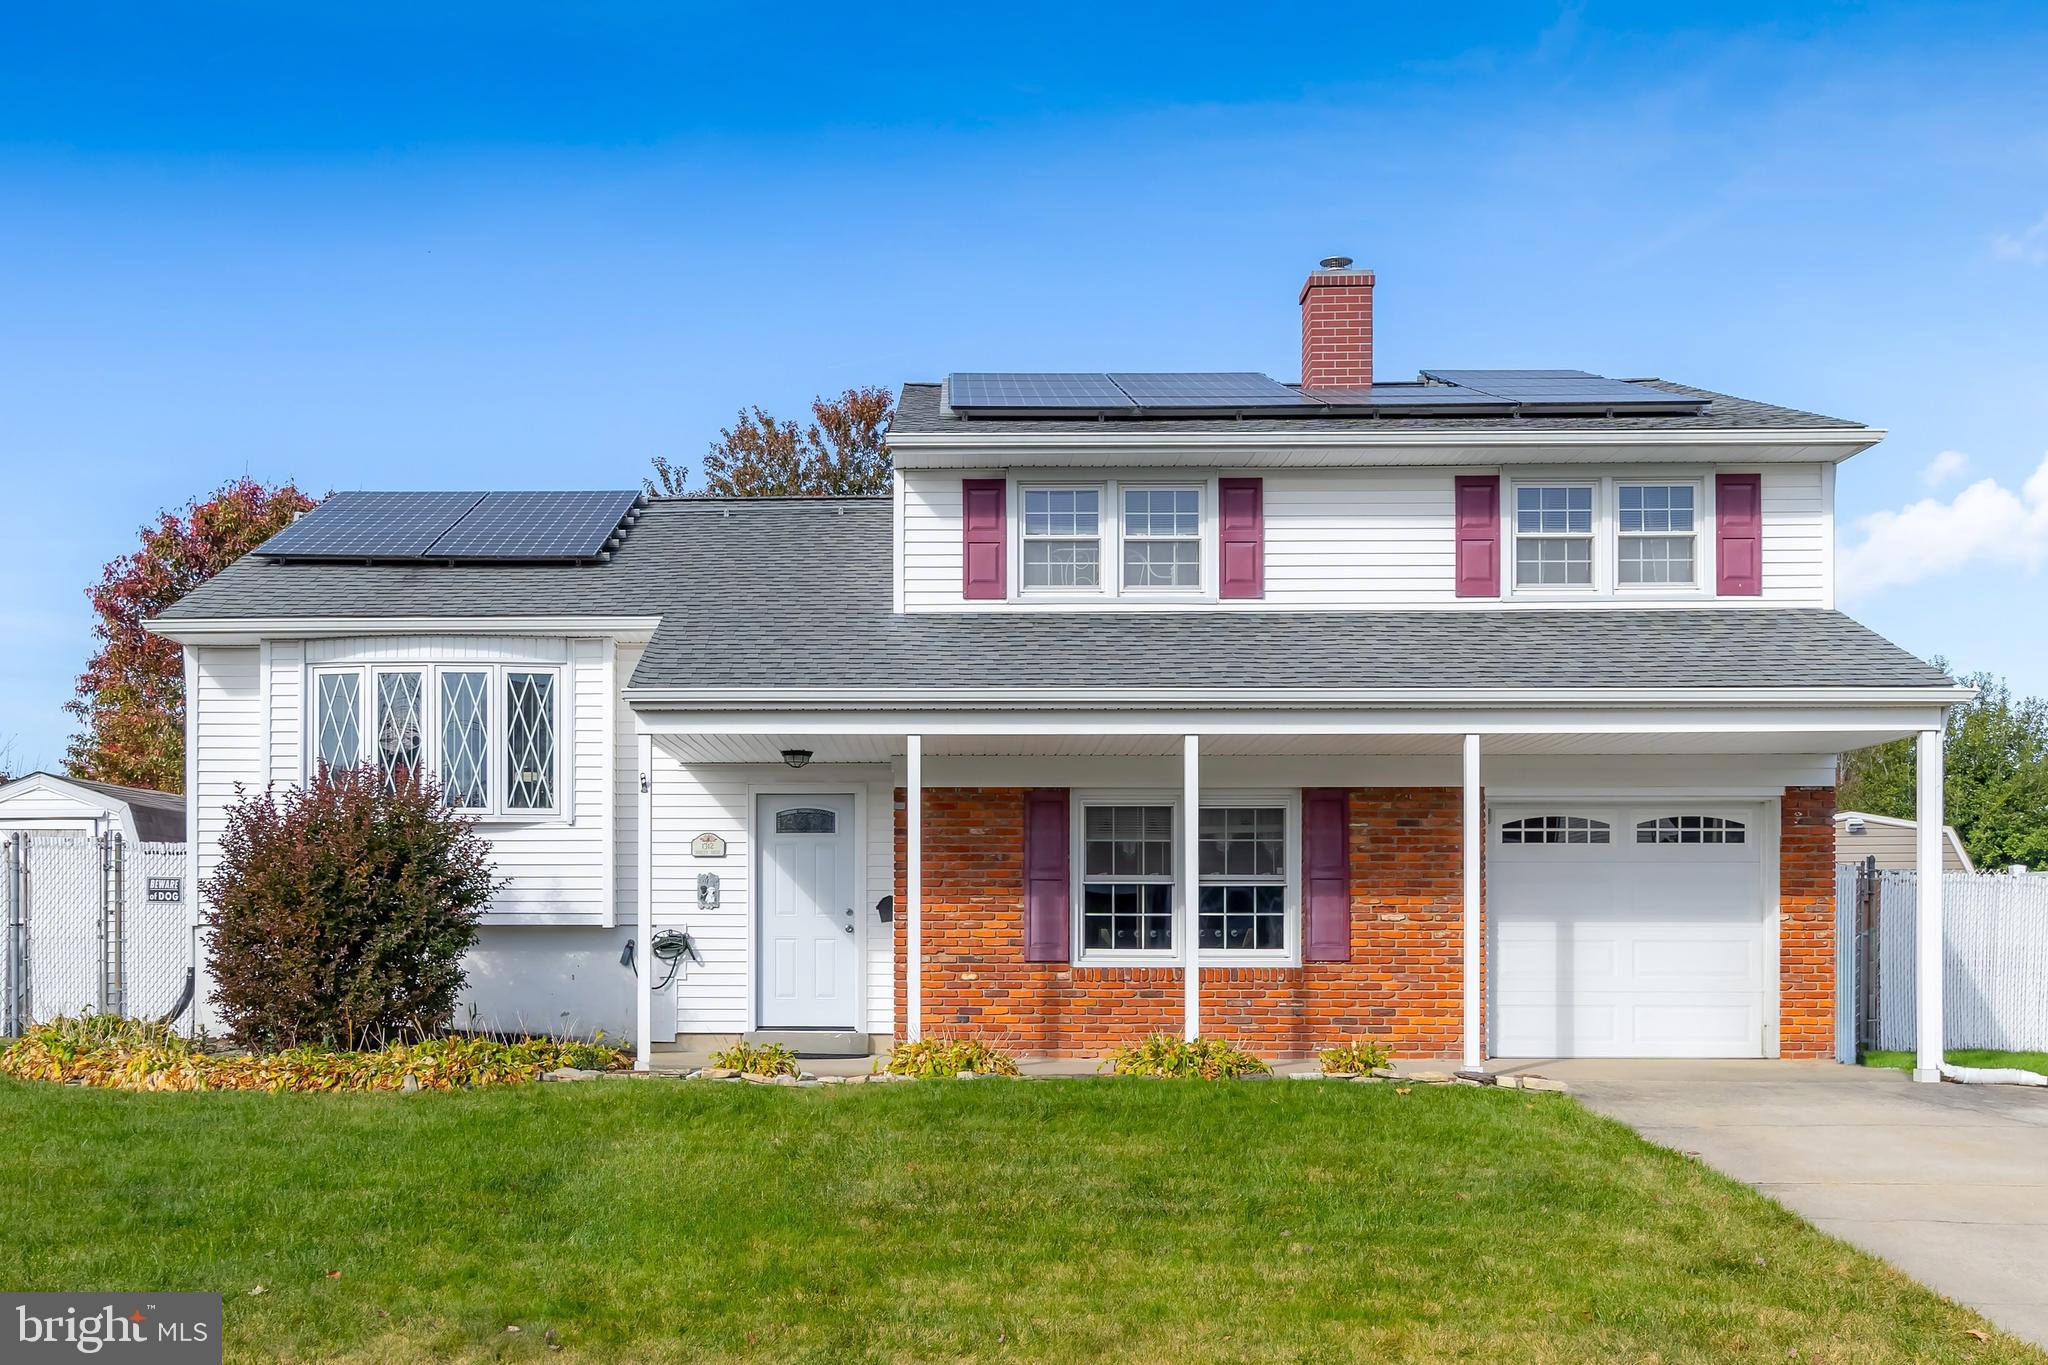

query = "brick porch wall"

[
  {"left": 893, "top": 786, "right": 1468, "bottom": 1058},
  {"left": 1778, "top": 785, "right": 1838, "bottom": 1058}
]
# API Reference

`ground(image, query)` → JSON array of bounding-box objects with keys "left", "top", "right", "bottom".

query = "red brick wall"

[
  {"left": 1298, "top": 268, "right": 1375, "bottom": 388},
  {"left": 894, "top": 786, "right": 1468, "bottom": 1059},
  {"left": 1778, "top": 785, "right": 1837, "bottom": 1058}
]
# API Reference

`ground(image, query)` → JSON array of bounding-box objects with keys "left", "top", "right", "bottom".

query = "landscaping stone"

[
  {"left": 400, "top": 1074, "right": 419, "bottom": 1094},
  {"left": 1370, "top": 1067, "right": 1400, "bottom": 1079},
  {"left": 1494, "top": 1075, "right": 1523, "bottom": 1090},
  {"left": 1520, "top": 1077, "right": 1570, "bottom": 1093},
  {"left": 700, "top": 1067, "right": 737, "bottom": 1080},
  {"left": 542, "top": 1067, "right": 603, "bottom": 1083},
  {"left": 1406, "top": 1071, "right": 1455, "bottom": 1084}
]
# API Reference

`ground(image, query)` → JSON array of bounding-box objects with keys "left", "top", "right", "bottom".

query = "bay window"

[{"left": 309, "top": 663, "right": 561, "bottom": 817}]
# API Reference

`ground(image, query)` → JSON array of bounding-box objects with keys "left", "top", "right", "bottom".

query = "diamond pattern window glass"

[
  {"left": 1514, "top": 485, "right": 1595, "bottom": 587},
  {"left": 1636, "top": 815, "right": 1746, "bottom": 845},
  {"left": 315, "top": 672, "right": 362, "bottom": 773},
  {"left": 1022, "top": 488, "right": 1102, "bottom": 589},
  {"left": 376, "top": 672, "right": 425, "bottom": 792},
  {"left": 1122, "top": 487, "right": 1202, "bottom": 589},
  {"left": 505, "top": 671, "right": 558, "bottom": 811},
  {"left": 1500, "top": 815, "right": 1611, "bottom": 845},
  {"left": 1081, "top": 805, "right": 1176, "bottom": 953},
  {"left": 1198, "top": 807, "right": 1286, "bottom": 952},
  {"left": 438, "top": 671, "right": 490, "bottom": 809},
  {"left": 1617, "top": 483, "right": 1697, "bottom": 586}
]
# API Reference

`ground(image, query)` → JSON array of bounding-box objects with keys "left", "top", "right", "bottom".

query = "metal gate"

[{"left": 1, "top": 833, "right": 193, "bottom": 1035}]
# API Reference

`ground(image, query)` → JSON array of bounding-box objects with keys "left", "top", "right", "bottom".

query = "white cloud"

[
  {"left": 1993, "top": 210, "right": 2048, "bottom": 266},
  {"left": 1921, "top": 449, "right": 1969, "bottom": 487},
  {"left": 1839, "top": 453, "right": 2048, "bottom": 598}
]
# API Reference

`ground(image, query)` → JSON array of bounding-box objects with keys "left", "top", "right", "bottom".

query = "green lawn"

[
  {"left": 0, "top": 1077, "right": 2032, "bottom": 1363},
  {"left": 1863, "top": 1049, "right": 2048, "bottom": 1076}
]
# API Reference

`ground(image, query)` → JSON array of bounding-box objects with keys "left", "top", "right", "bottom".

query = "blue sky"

[{"left": 4, "top": 2, "right": 2048, "bottom": 772}]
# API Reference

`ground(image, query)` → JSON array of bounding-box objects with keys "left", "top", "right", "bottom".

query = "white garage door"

[{"left": 1490, "top": 804, "right": 1768, "bottom": 1059}]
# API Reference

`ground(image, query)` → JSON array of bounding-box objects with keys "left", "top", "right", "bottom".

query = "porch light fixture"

[{"left": 781, "top": 748, "right": 813, "bottom": 769}]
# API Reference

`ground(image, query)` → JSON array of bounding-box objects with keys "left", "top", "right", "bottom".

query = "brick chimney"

[{"left": 1299, "top": 256, "right": 1374, "bottom": 388}]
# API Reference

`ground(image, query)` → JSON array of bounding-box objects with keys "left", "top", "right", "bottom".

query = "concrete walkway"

[{"left": 1505, "top": 1058, "right": 2048, "bottom": 1349}]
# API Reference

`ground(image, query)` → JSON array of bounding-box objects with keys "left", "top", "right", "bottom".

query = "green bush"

[
  {"left": 708, "top": 1041, "right": 799, "bottom": 1077},
  {"left": 1107, "top": 1034, "right": 1270, "bottom": 1080},
  {"left": 884, "top": 1037, "right": 1021, "bottom": 1078},
  {"left": 0, "top": 1017, "right": 629, "bottom": 1092},
  {"left": 202, "top": 764, "right": 500, "bottom": 1051},
  {"left": 1320, "top": 1039, "right": 1394, "bottom": 1074}
]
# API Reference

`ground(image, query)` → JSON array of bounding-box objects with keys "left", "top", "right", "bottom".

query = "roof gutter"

[
  {"left": 626, "top": 683, "right": 1972, "bottom": 711},
  {"left": 148, "top": 615, "right": 664, "bottom": 645}
]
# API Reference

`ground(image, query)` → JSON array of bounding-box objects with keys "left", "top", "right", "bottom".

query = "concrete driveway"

[{"left": 1498, "top": 1058, "right": 2048, "bottom": 1349}]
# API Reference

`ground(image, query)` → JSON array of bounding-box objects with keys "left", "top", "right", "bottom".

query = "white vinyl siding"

[
  {"left": 191, "top": 645, "right": 262, "bottom": 928},
  {"left": 900, "top": 464, "right": 1833, "bottom": 610},
  {"left": 646, "top": 758, "right": 895, "bottom": 1038}
]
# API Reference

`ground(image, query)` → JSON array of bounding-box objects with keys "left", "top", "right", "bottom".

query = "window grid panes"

[
  {"left": 1501, "top": 815, "right": 1611, "bottom": 845},
  {"left": 1081, "top": 805, "right": 1175, "bottom": 953},
  {"left": 314, "top": 672, "right": 362, "bottom": 773},
  {"left": 1022, "top": 488, "right": 1102, "bottom": 589},
  {"left": 438, "top": 670, "right": 489, "bottom": 809},
  {"left": 1617, "top": 484, "right": 1697, "bottom": 586},
  {"left": 1198, "top": 807, "right": 1286, "bottom": 952},
  {"left": 505, "top": 672, "right": 558, "bottom": 811},
  {"left": 1636, "top": 815, "right": 1745, "bottom": 845},
  {"left": 375, "top": 671, "right": 424, "bottom": 793},
  {"left": 1121, "top": 488, "right": 1201, "bottom": 589},
  {"left": 1514, "top": 485, "right": 1595, "bottom": 587}
]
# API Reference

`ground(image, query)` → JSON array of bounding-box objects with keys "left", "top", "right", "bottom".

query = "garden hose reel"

[{"left": 619, "top": 928, "right": 702, "bottom": 991}]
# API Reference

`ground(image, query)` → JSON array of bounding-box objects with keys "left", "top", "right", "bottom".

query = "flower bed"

[{"left": 0, "top": 1016, "right": 630, "bottom": 1093}]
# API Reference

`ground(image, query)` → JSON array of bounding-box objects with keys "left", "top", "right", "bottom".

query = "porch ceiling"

[{"left": 651, "top": 727, "right": 1911, "bottom": 766}]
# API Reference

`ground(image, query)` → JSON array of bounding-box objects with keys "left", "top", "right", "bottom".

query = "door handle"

[{"left": 843, "top": 907, "right": 855, "bottom": 935}]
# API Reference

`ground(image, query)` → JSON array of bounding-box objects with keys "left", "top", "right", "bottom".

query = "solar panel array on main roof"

[
  {"left": 946, "top": 367, "right": 1707, "bottom": 417},
  {"left": 258, "top": 490, "right": 645, "bottom": 563},
  {"left": 1105, "top": 372, "right": 1319, "bottom": 409},
  {"left": 425, "top": 490, "right": 644, "bottom": 561},
  {"left": 1419, "top": 369, "right": 1703, "bottom": 410},
  {"left": 947, "top": 373, "right": 1134, "bottom": 410},
  {"left": 257, "top": 491, "right": 487, "bottom": 559}
]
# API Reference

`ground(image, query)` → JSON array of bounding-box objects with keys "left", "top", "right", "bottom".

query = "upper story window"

[
  {"left": 1513, "top": 485, "right": 1594, "bottom": 588},
  {"left": 1617, "top": 483, "right": 1697, "bottom": 586},
  {"left": 1021, "top": 488, "right": 1102, "bottom": 590},
  {"left": 311, "top": 662, "right": 561, "bottom": 818},
  {"left": 1122, "top": 488, "right": 1202, "bottom": 590}
]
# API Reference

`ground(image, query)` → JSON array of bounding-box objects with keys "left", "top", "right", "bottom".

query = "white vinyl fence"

[
  {"left": 1837, "top": 862, "right": 2048, "bottom": 1056},
  {"left": 2, "top": 834, "right": 194, "bottom": 1034}
]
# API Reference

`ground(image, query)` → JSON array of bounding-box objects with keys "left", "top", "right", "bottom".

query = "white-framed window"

[
  {"left": 1121, "top": 486, "right": 1202, "bottom": 590},
  {"left": 1078, "top": 803, "right": 1177, "bottom": 957},
  {"left": 1021, "top": 486, "right": 1103, "bottom": 591},
  {"left": 1197, "top": 805, "right": 1288, "bottom": 953},
  {"left": 1616, "top": 482, "right": 1698, "bottom": 587},
  {"left": 1513, "top": 484, "right": 1595, "bottom": 588},
  {"left": 309, "top": 663, "right": 562, "bottom": 818}
]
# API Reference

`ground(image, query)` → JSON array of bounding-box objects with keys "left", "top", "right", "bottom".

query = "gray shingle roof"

[
  {"left": 887, "top": 378, "right": 1863, "bottom": 437},
  {"left": 4, "top": 773, "right": 187, "bottom": 841},
  {"left": 156, "top": 499, "right": 1946, "bottom": 694}
]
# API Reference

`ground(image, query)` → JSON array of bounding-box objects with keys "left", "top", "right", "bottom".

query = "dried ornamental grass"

[
  {"left": 707, "top": 1041, "right": 800, "bottom": 1078},
  {"left": 1106, "top": 1034, "right": 1270, "bottom": 1080},
  {"left": 883, "top": 1037, "right": 1022, "bottom": 1078}
]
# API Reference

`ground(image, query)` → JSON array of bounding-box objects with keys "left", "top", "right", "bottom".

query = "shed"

[{"left": 0, "top": 772, "right": 186, "bottom": 845}]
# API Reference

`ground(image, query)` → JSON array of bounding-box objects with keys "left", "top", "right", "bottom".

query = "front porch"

[{"left": 629, "top": 698, "right": 1955, "bottom": 1078}]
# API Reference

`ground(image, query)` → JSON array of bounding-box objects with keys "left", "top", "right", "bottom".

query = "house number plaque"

[{"left": 690, "top": 833, "right": 726, "bottom": 859}]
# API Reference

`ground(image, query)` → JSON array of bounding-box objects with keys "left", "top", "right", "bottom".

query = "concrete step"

[{"left": 745, "top": 1029, "right": 872, "bottom": 1058}]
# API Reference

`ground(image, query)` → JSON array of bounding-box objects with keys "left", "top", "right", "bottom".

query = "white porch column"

[
  {"left": 1461, "top": 733, "right": 1483, "bottom": 1074},
  {"left": 907, "top": 733, "right": 924, "bottom": 1044},
  {"left": 635, "top": 730, "right": 654, "bottom": 1072},
  {"left": 1914, "top": 725, "right": 1945, "bottom": 1082},
  {"left": 1183, "top": 733, "right": 1201, "bottom": 1041}
]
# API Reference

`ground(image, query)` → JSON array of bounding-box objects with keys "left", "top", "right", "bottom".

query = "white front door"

[
  {"left": 755, "top": 793, "right": 858, "bottom": 1029},
  {"left": 1490, "top": 803, "right": 1768, "bottom": 1058}
]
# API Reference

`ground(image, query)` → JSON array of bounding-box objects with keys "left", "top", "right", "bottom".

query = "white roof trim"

[
  {"left": 148, "top": 615, "right": 663, "bottom": 645},
  {"left": 628, "top": 684, "right": 1969, "bottom": 710}
]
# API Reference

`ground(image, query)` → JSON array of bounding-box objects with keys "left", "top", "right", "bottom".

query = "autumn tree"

[
  {"left": 66, "top": 477, "right": 317, "bottom": 793},
  {"left": 1839, "top": 667, "right": 2048, "bottom": 871},
  {"left": 646, "top": 385, "right": 894, "bottom": 497}
]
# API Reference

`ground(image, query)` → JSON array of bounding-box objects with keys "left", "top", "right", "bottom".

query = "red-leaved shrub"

[{"left": 202, "top": 765, "right": 499, "bottom": 1049}]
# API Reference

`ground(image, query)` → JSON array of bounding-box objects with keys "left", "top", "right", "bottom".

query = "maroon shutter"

[
  {"left": 1301, "top": 788, "right": 1350, "bottom": 962},
  {"left": 1217, "top": 477, "right": 1264, "bottom": 599},
  {"left": 962, "top": 479, "right": 1006, "bottom": 600},
  {"left": 1715, "top": 473, "right": 1763, "bottom": 596},
  {"left": 1023, "top": 788, "right": 1070, "bottom": 962},
  {"left": 1452, "top": 475, "right": 1500, "bottom": 598}
]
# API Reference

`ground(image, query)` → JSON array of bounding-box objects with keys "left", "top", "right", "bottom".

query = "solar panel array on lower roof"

[
  {"left": 259, "top": 490, "right": 646, "bottom": 564},
  {"left": 257, "top": 491, "right": 488, "bottom": 559}
]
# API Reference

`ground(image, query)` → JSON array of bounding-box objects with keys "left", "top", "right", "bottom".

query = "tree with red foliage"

[
  {"left": 66, "top": 478, "right": 318, "bottom": 793},
  {"left": 645, "top": 385, "right": 894, "bottom": 497}
]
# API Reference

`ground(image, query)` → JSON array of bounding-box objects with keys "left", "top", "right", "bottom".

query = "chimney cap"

[{"left": 1318, "top": 255, "right": 1354, "bottom": 269}]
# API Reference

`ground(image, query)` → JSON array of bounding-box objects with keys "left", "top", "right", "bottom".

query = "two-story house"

[{"left": 151, "top": 260, "right": 1966, "bottom": 1079}]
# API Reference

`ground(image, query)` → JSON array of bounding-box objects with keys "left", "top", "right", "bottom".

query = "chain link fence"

[{"left": 2, "top": 833, "right": 193, "bottom": 1035}]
